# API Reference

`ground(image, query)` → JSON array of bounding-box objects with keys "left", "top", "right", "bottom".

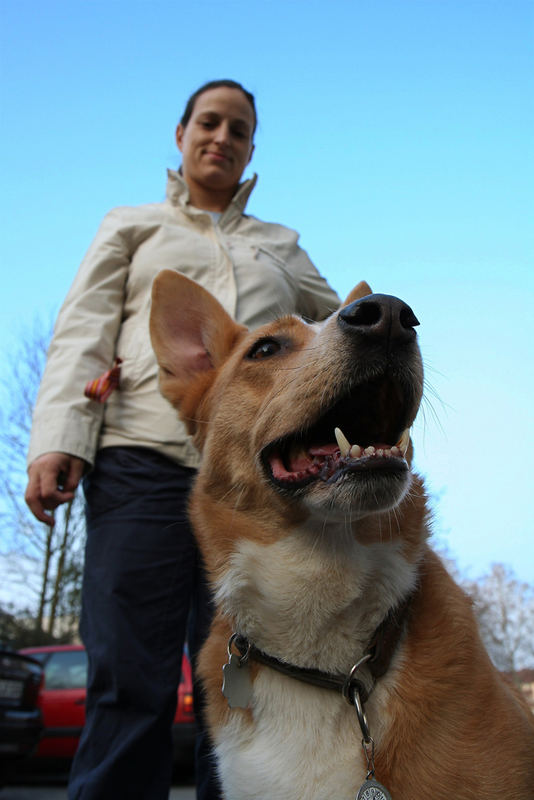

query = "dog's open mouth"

[{"left": 261, "top": 376, "right": 413, "bottom": 489}]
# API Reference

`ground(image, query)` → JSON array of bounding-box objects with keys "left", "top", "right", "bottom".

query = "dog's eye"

[{"left": 246, "top": 338, "right": 282, "bottom": 360}]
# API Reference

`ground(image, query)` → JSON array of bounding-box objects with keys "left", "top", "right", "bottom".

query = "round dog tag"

[{"left": 356, "top": 778, "right": 392, "bottom": 800}]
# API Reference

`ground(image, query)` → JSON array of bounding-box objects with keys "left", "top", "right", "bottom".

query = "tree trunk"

[
  {"left": 35, "top": 521, "right": 54, "bottom": 633},
  {"left": 47, "top": 500, "right": 73, "bottom": 636}
]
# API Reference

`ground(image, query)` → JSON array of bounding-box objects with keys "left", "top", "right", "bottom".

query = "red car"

[{"left": 19, "top": 644, "right": 195, "bottom": 765}]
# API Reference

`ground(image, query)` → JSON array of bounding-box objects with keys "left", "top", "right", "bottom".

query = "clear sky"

[{"left": 1, "top": 0, "right": 533, "bottom": 583}]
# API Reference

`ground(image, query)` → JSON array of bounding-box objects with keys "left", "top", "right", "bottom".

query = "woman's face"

[{"left": 176, "top": 87, "right": 255, "bottom": 205}]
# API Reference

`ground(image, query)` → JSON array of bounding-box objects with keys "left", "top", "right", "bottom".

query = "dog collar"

[{"left": 231, "top": 589, "right": 415, "bottom": 705}]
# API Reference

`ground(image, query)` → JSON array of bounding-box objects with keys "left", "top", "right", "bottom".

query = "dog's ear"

[
  {"left": 150, "top": 270, "right": 246, "bottom": 420},
  {"left": 343, "top": 280, "right": 372, "bottom": 306}
]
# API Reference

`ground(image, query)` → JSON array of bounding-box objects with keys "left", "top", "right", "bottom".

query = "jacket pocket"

[{"left": 113, "top": 316, "right": 157, "bottom": 389}]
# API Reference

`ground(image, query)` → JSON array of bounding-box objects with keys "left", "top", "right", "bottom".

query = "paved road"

[
  {"left": 1, "top": 759, "right": 196, "bottom": 799},
  {"left": 1, "top": 787, "right": 195, "bottom": 799},
  {"left": 1, "top": 769, "right": 195, "bottom": 800}
]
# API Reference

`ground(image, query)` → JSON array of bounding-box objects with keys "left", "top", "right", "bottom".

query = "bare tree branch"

[
  {"left": 0, "top": 314, "right": 85, "bottom": 642},
  {"left": 463, "top": 563, "right": 534, "bottom": 672}
]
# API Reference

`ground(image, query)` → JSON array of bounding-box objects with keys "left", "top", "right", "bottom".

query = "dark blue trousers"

[{"left": 68, "top": 446, "right": 221, "bottom": 800}]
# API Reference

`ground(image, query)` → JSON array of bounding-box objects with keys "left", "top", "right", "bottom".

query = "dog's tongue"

[
  {"left": 290, "top": 444, "right": 337, "bottom": 471},
  {"left": 269, "top": 444, "right": 339, "bottom": 480}
]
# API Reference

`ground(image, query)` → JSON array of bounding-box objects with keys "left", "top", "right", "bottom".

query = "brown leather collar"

[{"left": 234, "top": 590, "right": 415, "bottom": 704}]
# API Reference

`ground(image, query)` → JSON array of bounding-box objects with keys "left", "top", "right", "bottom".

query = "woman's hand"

[{"left": 25, "top": 452, "right": 87, "bottom": 525}]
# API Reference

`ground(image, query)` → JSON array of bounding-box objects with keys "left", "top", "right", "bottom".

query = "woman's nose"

[{"left": 214, "top": 122, "right": 231, "bottom": 145}]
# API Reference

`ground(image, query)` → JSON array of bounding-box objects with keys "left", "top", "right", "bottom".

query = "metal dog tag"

[
  {"left": 356, "top": 778, "right": 392, "bottom": 800},
  {"left": 222, "top": 653, "right": 253, "bottom": 709}
]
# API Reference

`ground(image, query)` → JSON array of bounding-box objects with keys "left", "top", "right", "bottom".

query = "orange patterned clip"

[{"left": 84, "top": 357, "right": 123, "bottom": 403}]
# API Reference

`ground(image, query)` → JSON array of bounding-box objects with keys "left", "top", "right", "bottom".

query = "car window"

[
  {"left": 26, "top": 652, "right": 47, "bottom": 665},
  {"left": 45, "top": 650, "right": 88, "bottom": 690}
]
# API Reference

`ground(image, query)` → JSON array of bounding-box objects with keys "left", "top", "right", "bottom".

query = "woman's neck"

[{"left": 186, "top": 181, "right": 236, "bottom": 213}]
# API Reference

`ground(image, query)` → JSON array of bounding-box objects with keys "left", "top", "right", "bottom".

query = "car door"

[{"left": 37, "top": 649, "right": 87, "bottom": 758}]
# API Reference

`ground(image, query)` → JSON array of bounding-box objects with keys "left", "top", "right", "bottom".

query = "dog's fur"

[{"left": 150, "top": 270, "right": 534, "bottom": 799}]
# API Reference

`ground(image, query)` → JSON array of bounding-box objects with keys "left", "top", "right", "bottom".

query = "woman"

[{"left": 25, "top": 80, "right": 340, "bottom": 800}]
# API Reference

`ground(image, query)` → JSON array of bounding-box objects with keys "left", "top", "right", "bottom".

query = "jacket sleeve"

[
  {"left": 27, "top": 208, "right": 133, "bottom": 467},
  {"left": 288, "top": 243, "right": 341, "bottom": 322}
]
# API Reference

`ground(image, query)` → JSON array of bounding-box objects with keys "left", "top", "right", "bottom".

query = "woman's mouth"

[{"left": 205, "top": 150, "right": 230, "bottom": 163}]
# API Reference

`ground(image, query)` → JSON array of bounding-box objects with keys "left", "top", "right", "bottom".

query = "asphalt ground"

[
  {"left": 1, "top": 764, "right": 196, "bottom": 799},
  {"left": 1, "top": 784, "right": 195, "bottom": 799}
]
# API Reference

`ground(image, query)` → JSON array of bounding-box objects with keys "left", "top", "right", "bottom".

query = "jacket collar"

[{"left": 165, "top": 168, "right": 258, "bottom": 222}]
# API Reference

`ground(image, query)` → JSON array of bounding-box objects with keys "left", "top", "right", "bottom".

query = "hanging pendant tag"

[
  {"left": 222, "top": 653, "right": 253, "bottom": 708},
  {"left": 356, "top": 778, "right": 392, "bottom": 800}
]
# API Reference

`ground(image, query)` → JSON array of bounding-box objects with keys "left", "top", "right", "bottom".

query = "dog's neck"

[
  {"left": 213, "top": 521, "right": 420, "bottom": 675},
  {"left": 232, "top": 584, "right": 416, "bottom": 704}
]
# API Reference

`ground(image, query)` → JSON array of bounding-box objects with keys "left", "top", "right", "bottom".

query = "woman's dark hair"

[{"left": 180, "top": 80, "right": 257, "bottom": 135}]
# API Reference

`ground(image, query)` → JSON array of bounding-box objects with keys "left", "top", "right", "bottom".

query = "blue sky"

[{"left": 1, "top": 0, "right": 533, "bottom": 583}]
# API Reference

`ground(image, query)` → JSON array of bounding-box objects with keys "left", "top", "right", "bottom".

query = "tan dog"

[{"left": 150, "top": 270, "right": 534, "bottom": 800}]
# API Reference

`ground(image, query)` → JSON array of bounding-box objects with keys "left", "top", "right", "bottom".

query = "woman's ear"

[
  {"left": 175, "top": 123, "right": 184, "bottom": 153},
  {"left": 247, "top": 142, "right": 255, "bottom": 164}
]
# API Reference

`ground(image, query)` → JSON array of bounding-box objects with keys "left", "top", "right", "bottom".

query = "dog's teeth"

[
  {"left": 350, "top": 444, "right": 362, "bottom": 458},
  {"left": 334, "top": 427, "right": 351, "bottom": 457},
  {"left": 396, "top": 428, "right": 411, "bottom": 455},
  {"left": 364, "top": 446, "right": 376, "bottom": 456}
]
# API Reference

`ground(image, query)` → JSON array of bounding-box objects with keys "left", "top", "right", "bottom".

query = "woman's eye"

[{"left": 246, "top": 339, "right": 282, "bottom": 360}]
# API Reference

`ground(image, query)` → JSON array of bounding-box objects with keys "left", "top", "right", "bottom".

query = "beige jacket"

[{"left": 28, "top": 170, "right": 340, "bottom": 469}]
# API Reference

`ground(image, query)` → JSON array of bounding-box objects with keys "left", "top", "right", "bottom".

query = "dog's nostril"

[
  {"left": 349, "top": 301, "right": 382, "bottom": 327},
  {"left": 339, "top": 294, "right": 419, "bottom": 344},
  {"left": 400, "top": 306, "right": 419, "bottom": 330}
]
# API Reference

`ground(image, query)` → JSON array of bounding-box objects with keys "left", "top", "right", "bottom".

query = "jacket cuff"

[{"left": 27, "top": 409, "right": 102, "bottom": 468}]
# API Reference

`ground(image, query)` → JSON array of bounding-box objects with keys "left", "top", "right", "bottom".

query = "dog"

[{"left": 150, "top": 270, "right": 534, "bottom": 799}]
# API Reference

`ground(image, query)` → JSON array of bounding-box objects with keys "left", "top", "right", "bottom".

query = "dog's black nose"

[{"left": 338, "top": 294, "right": 419, "bottom": 344}]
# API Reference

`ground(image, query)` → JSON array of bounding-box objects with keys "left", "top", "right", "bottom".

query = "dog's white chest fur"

[
  {"left": 215, "top": 530, "right": 416, "bottom": 668},
  {"left": 213, "top": 532, "right": 413, "bottom": 799},
  {"left": 215, "top": 675, "right": 370, "bottom": 800}
]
